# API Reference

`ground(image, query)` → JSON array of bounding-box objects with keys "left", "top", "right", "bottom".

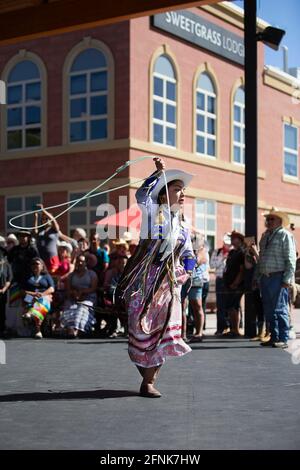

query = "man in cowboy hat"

[
  {"left": 255, "top": 207, "right": 296, "bottom": 349},
  {"left": 223, "top": 230, "right": 245, "bottom": 338}
]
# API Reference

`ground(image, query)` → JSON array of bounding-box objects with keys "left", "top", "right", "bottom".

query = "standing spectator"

[
  {"left": 0, "top": 247, "right": 13, "bottom": 337},
  {"left": 35, "top": 204, "right": 60, "bottom": 274},
  {"left": 200, "top": 243, "right": 210, "bottom": 330},
  {"left": 111, "top": 238, "right": 130, "bottom": 258},
  {"left": 255, "top": 208, "right": 296, "bottom": 348},
  {"left": 223, "top": 231, "right": 245, "bottom": 338},
  {"left": 8, "top": 231, "right": 39, "bottom": 287},
  {"left": 6, "top": 234, "right": 18, "bottom": 252},
  {"left": 210, "top": 233, "right": 232, "bottom": 335},
  {"left": 59, "top": 227, "right": 87, "bottom": 252},
  {"left": 244, "top": 241, "right": 266, "bottom": 341},
  {"left": 187, "top": 247, "right": 208, "bottom": 343},
  {"left": 6, "top": 231, "right": 40, "bottom": 335},
  {"left": 22, "top": 257, "right": 55, "bottom": 339},
  {"left": 0, "top": 236, "right": 6, "bottom": 251}
]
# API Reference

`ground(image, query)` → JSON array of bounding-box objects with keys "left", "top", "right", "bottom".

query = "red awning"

[{"left": 95, "top": 205, "right": 142, "bottom": 230}]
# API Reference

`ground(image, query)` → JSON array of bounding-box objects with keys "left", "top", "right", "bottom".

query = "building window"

[
  {"left": 196, "top": 72, "right": 216, "bottom": 157},
  {"left": 69, "top": 48, "right": 108, "bottom": 143},
  {"left": 232, "top": 204, "right": 245, "bottom": 234},
  {"left": 233, "top": 87, "right": 245, "bottom": 165},
  {"left": 69, "top": 191, "right": 108, "bottom": 237},
  {"left": 152, "top": 55, "right": 177, "bottom": 147},
  {"left": 6, "top": 195, "right": 41, "bottom": 232},
  {"left": 284, "top": 123, "right": 298, "bottom": 177},
  {"left": 6, "top": 60, "right": 42, "bottom": 150},
  {"left": 195, "top": 199, "right": 216, "bottom": 251}
]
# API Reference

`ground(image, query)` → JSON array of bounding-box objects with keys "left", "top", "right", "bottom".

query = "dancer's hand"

[{"left": 153, "top": 157, "right": 166, "bottom": 172}]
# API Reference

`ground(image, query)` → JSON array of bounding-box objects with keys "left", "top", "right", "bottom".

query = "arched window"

[
  {"left": 195, "top": 72, "right": 216, "bottom": 157},
  {"left": 233, "top": 86, "right": 245, "bottom": 164},
  {"left": 152, "top": 55, "right": 177, "bottom": 147},
  {"left": 6, "top": 60, "right": 42, "bottom": 150},
  {"left": 69, "top": 48, "right": 108, "bottom": 142}
]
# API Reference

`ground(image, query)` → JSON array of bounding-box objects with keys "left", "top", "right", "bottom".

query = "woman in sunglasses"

[{"left": 22, "top": 257, "right": 55, "bottom": 339}]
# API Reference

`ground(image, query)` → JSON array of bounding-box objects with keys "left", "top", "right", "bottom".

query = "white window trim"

[
  {"left": 62, "top": 38, "right": 115, "bottom": 146},
  {"left": 68, "top": 190, "right": 108, "bottom": 236},
  {"left": 283, "top": 123, "right": 298, "bottom": 179},
  {"left": 195, "top": 199, "right": 217, "bottom": 249},
  {"left": 195, "top": 86, "right": 217, "bottom": 159},
  {"left": 153, "top": 71, "right": 177, "bottom": 148},
  {"left": 232, "top": 204, "right": 245, "bottom": 234},
  {"left": 233, "top": 99, "right": 245, "bottom": 166},
  {"left": 7, "top": 77, "right": 42, "bottom": 151},
  {"left": 0, "top": 50, "right": 47, "bottom": 154}
]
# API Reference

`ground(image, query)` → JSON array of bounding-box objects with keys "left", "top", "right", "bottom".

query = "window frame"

[
  {"left": 232, "top": 204, "right": 245, "bottom": 234},
  {"left": 195, "top": 198, "right": 217, "bottom": 251},
  {"left": 283, "top": 122, "right": 298, "bottom": 179},
  {"left": 232, "top": 86, "right": 245, "bottom": 166},
  {"left": 62, "top": 39, "right": 115, "bottom": 146},
  {"left": 152, "top": 55, "right": 177, "bottom": 149},
  {"left": 0, "top": 51, "right": 47, "bottom": 154},
  {"left": 68, "top": 190, "right": 108, "bottom": 238},
  {"left": 69, "top": 50, "right": 108, "bottom": 143},
  {"left": 195, "top": 73, "right": 217, "bottom": 159},
  {"left": 5, "top": 194, "right": 42, "bottom": 233}
]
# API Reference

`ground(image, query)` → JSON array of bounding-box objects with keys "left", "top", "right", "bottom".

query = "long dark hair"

[
  {"left": 31, "top": 257, "right": 49, "bottom": 275},
  {"left": 157, "top": 179, "right": 183, "bottom": 204}
]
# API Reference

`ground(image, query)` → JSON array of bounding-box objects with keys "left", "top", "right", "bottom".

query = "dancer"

[{"left": 115, "top": 158, "right": 196, "bottom": 398}]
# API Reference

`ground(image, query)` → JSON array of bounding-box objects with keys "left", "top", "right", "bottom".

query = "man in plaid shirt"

[{"left": 255, "top": 208, "right": 296, "bottom": 349}]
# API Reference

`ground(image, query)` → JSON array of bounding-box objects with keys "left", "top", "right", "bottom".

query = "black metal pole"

[{"left": 244, "top": 0, "right": 258, "bottom": 338}]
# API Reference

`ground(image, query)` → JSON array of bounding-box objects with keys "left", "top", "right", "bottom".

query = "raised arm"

[
  {"left": 36, "top": 204, "right": 60, "bottom": 233},
  {"left": 135, "top": 157, "right": 165, "bottom": 206}
]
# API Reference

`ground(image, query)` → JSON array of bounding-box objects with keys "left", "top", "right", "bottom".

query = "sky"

[{"left": 233, "top": 0, "right": 300, "bottom": 69}]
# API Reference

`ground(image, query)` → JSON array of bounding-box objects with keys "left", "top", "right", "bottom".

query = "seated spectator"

[
  {"left": 107, "top": 255, "right": 128, "bottom": 301},
  {"left": 56, "top": 241, "right": 73, "bottom": 280},
  {"left": 22, "top": 257, "right": 55, "bottom": 339},
  {"left": 88, "top": 233, "right": 110, "bottom": 283},
  {"left": 103, "top": 255, "right": 128, "bottom": 338},
  {"left": 60, "top": 255, "right": 98, "bottom": 338}
]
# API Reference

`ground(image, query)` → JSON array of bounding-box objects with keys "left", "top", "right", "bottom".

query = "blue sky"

[{"left": 233, "top": 0, "right": 300, "bottom": 69}]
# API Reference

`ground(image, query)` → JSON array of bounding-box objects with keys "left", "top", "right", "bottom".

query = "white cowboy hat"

[
  {"left": 223, "top": 232, "right": 232, "bottom": 245},
  {"left": 123, "top": 231, "right": 133, "bottom": 242},
  {"left": 263, "top": 207, "right": 290, "bottom": 227},
  {"left": 151, "top": 169, "right": 194, "bottom": 203}
]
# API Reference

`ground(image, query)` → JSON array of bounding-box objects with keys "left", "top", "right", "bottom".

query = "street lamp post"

[
  {"left": 243, "top": 0, "right": 285, "bottom": 337},
  {"left": 244, "top": 0, "right": 258, "bottom": 338}
]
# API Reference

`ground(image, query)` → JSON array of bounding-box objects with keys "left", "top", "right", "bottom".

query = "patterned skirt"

[
  {"left": 25, "top": 296, "right": 52, "bottom": 325},
  {"left": 60, "top": 301, "right": 96, "bottom": 332},
  {"left": 127, "top": 265, "right": 191, "bottom": 368}
]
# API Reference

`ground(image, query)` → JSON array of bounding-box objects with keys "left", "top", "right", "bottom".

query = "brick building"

[{"left": 0, "top": 2, "right": 299, "bottom": 249}]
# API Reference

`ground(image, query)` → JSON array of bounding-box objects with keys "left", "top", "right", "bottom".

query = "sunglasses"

[{"left": 266, "top": 217, "right": 276, "bottom": 222}]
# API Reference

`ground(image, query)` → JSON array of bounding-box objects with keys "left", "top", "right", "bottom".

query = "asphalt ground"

[{"left": 0, "top": 312, "right": 300, "bottom": 450}]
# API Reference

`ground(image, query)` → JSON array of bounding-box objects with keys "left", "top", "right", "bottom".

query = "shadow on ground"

[{"left": 0, "top": 389, "right": 139, "bottom": 403}]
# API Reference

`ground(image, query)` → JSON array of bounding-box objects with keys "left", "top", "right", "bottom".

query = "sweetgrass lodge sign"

[{"left": 152, "top": 10, "right": 244, "bottom": 65}]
